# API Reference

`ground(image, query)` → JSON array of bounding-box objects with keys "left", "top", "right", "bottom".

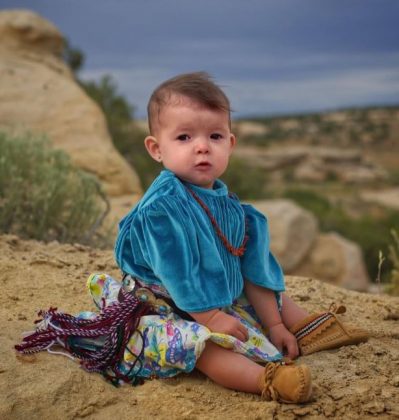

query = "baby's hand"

[
  {"left": 205, "top": 311, "right": 249, "bottom": 342},
  {"left": 269, "top": 323, "right": 299, "bottom": 359}
]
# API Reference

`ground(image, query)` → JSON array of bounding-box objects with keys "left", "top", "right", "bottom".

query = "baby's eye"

[
  {"left": 176, "top": 134, "right": 190, "bottom": 141},
  {"left": 210, "top": 133, "right": 223, "bottom": 140}
]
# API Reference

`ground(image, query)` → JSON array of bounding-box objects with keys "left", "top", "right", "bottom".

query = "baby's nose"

[{"left": 195, "top": 138, "right": 209, "bottom": 153}]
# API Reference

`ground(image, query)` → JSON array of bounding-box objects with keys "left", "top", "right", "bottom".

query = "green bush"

[
  {"left": 81, "top": 75, "right": 134, "bottom": 148},
  {"left": 386, "top": 230, "right": 399, "bottom": 295},
  {"left": 80, "top": 75, "right": 162, "bottom": 189},
  {"left": 221, "top": 157, "right": 271, "bottom": 200},
  {"left": 283, "top": 189, "right": 332, "bottom": 217},
  {"left": 0, "top": 132, "right": 106, "bottom": 244}
]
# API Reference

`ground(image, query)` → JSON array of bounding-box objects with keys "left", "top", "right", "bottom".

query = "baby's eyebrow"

[{"left": 210, "top": 127, "right": 228, "bottom": 132}]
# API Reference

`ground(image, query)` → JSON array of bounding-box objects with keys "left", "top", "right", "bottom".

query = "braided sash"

[{"left": 15, "top": 287, "right": 150, "bottom": 385}]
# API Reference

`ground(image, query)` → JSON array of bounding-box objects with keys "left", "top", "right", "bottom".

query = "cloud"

[
  {"left": 226, "top": 67, "right": 399, "bottom": 116},
  {"left": 81, "top": 49, "right": 399, "bottom": 118}
]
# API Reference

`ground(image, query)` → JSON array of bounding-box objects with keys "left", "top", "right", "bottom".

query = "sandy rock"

[
  {"left": 295, "top": 232, "right": 371, "bottom": 291},
  {"left": 252, "top": 199, "right": 319, "bottom": 271},
  {"left": 294, "top": 158, "right": 327, "bottom": 182},
  {"left": 233, "top": 121, "right": 270, "bottom": 137},
  {"left": 337, "top": 164, "right": 388, "bottom": 184},
  {"left": 235, "top": 144, "right": 387, "bottom": 184},
  {"left": 0, "top": 9, "right": 141, "bottom": 198},
  {"left": 234, "top": 146, "right": 306, "bottom": 170},
  {"left": 361, "top": 188, "right": 399, "bottom": 210}
]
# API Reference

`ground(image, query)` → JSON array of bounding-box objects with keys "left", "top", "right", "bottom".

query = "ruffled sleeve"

[
  {"left": 116, "top": 196, "right": 236, "bottom": 312},
  {"left": 240, "top": 204, "right": 285, "bottom": 292}
]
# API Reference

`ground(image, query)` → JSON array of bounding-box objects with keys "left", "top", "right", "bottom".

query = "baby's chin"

[{"left": 179, "top": 174, "right": 215, "bottom": 189}]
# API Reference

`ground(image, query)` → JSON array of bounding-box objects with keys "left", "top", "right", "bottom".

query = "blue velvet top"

[{"left": 114, "top": 169, "right": 285, "bottom": 312}]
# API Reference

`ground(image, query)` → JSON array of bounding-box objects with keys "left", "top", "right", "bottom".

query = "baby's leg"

[
  {"left": 196, "top": 341, "right": 263, "bottom": 393},
  {"left": 280, "top": 293, "right": 309, "bottom": 329},
  {"left": 196, "top": 341, "right": 313, "bottom": 403}
]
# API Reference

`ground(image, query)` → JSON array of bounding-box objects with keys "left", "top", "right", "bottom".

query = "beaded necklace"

[{"left": 185, "top": 186, "right": 248, "bottom": 257}]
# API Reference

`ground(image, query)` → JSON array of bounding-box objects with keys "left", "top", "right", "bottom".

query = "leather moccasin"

[
  {"left": 290, "top": 304, "right": 369, "bottom": 356},
  {"left": 259, "top": 359, "right": 312, "bottom": 404}
]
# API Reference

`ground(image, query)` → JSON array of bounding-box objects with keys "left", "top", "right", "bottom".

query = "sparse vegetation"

[
  {"left": 386, "top": 230, "right": 399, "bottom": 296},
  {"left": 221, "top": 157, "right": 271, "bottom": 200},
  {"left": 241, "top": 105, "right": 398, "bottom": 147},
  {"left": 79, "top": 75, "right": 162, "bottom": 188},
  {"left": 0, "top": 132, "right": 107, "bottom": 244}
]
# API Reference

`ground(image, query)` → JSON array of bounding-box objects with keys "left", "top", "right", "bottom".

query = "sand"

[{"left": 1, "top": 234, "right": 399, "bottom": 419}]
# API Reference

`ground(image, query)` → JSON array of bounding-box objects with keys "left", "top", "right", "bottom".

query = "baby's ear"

[
  {"left": 229, "top": 133, "right": 237, "bottom": 153},
  {"left": 144, "top": 136, "right": 162, "bottom": 162}
]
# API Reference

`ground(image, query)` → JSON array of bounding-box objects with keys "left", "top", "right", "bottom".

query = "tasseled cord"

[{"left": 15, "top": 287, "right": 151, "bottom": 386}]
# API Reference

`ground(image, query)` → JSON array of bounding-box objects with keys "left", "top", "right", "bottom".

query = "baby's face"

[{"left": 149, "top": 95, "right": 236, "bottom": 189}]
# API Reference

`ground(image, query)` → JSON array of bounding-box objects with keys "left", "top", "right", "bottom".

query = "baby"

[
  {"left": 112, "top": 72, "right": 367, "bottom": 402},
  {"left": 16, "top": 72, "right": 368, "bottom": 404}
]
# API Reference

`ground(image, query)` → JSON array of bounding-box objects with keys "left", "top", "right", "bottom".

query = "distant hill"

[{"left": 234, "top": 105, "right": 399, "bottom": 155}]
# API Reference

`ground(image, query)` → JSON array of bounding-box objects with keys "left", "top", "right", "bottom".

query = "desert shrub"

[
  {"left": 0, "top": 132, "right": 106, "bottom": 244},
  {"left": 81, "top": 75, "right": 134, "bottom": 148},
  {"left": 221, "top": 157, "right": 271, "bottom": 200},
  {"left": 283, "top": 189, "right": 332, "bottom": 218},
  {"left": 115, "top": 124, "right": 162, "bottom": 189},
  {"left": 388, "top": 169, "right": 399, "bottom": 186},
  {"left": 80, "top": 75, "right": 162, "bottom": 189},
  {"left": 386, "top": 230, "right": 399, "bottom": 295}
]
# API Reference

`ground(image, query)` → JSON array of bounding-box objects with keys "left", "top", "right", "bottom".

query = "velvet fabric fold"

[{"left": 114, "top": 170, "right": 285, "bottom": 312}]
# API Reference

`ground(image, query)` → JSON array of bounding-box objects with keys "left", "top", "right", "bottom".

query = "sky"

[{"left": 2, "top": 0, "right": 399, "bottom": 118}]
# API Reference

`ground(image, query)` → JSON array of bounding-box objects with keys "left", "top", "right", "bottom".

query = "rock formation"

[
  {"left": 252, "top": 199, "right": 318, "bottom": 272},
  {"left": 254, "top": 199, "right": 371, "bottom": 291},
  {"left": 294, "top": 232, "right": 371, "bottom": 291},
  {"left": 0, "top": 9, "right": 141, "bottom": 199},
  {"left": 235, "top": 145, "right": 387, "bottom": 184}
]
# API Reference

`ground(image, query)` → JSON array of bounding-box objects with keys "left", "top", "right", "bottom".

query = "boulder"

[
  {"left": 294, "top": 232, "right": 370, "bottom": 292},
  {"left": 0, "top": 9, "right": 141, "bottom": 198},
  {"left": 251, "top": 199, "right": 319, "bottom": 271}
]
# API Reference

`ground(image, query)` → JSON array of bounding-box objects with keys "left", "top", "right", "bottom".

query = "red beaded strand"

[{"left": 185, "top": 187, "right": 248, "bottom": 257}]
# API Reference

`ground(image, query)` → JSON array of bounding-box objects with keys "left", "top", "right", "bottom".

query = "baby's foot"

[
  {"left": 259, "top": 359, "right": 312, "bottom": 403},
  {"left": 290, "top": 305, "right": 368, "bottom": 355}
]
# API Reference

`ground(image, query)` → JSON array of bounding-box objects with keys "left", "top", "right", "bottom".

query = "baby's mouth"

[{"left": 196, "top": 162, "right": 211, "bottom": 167}]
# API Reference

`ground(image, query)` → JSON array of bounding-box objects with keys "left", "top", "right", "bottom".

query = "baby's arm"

[
  {"left": 244, "top": 281, "right": 299, "bottom": 359},
  {"left": 189, "top": 309, "right": 248, "bottom": 342}
]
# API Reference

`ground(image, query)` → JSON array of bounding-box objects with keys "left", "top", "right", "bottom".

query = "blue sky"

[{"left": 2, "top": 0, "right": 399, "bottom": 118}]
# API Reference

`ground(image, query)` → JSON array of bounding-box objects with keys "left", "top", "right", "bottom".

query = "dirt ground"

[{"left": 1, "top": 234, "right": 398, "bottom": 419}]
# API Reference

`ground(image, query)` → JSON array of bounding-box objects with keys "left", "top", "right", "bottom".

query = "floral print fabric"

[{"left": 78, "top": 273, "right": 282, "bottom": 379}]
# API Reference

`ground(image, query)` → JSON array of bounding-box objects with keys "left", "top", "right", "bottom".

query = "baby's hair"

[{"left": 147, "top": 71, "right": 231, "bottom": 134}]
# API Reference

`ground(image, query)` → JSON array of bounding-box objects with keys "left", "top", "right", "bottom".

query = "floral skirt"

[{"left": 77, "top": 273, "right": 283, "bottom": 379}]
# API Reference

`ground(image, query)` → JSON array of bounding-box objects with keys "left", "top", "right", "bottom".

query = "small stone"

[
  {"left": 391, "top": 375, "right": 399, "bottom": 387},
  {"left": 330, "top": 389, "right": 345, "bottom": 401},
  {"left": 364, "top": 401, "right": 385, "bottom": 414},
  {"left": 292, "top": 406, "right": 314, "bottom": 416},
  {"left": 6, "top": 235, "right": 19, "bottom": 246}
]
